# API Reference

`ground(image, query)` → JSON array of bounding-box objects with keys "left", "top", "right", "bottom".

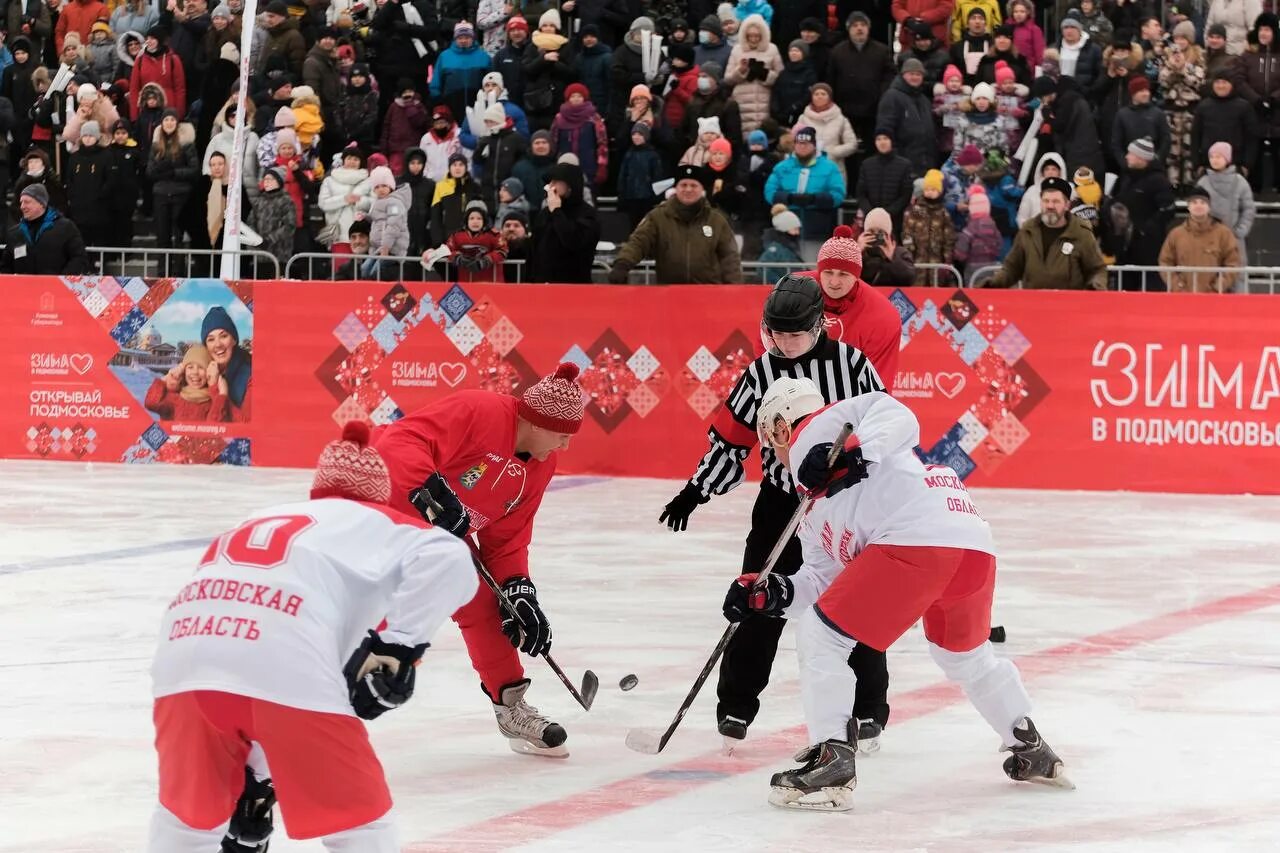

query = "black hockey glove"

[
  {"left": 342, "top": 630, "right": 429, "bottom": 720},
  {"left": 221, "top": 767, "right": 276, "bottom": 853},
  {"left": 796, "top": 438, "right": 869, "bottom": 498},
  {"left": 408, "top": 472, "right": 470, "bottom": 538},
  {"left": 659, "top": 481, "right": 709, "bottom": 532},
  {"left": 723, "top": 572, "right": 794, "bottom": 622},
  {"left": 499, "top": 576, "right": 553, "bottom": 656}
]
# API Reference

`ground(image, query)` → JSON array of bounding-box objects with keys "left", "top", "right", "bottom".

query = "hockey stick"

[
  {"left": 625, "top": 423, "right": 855, "bottom": 755},
  {"left": 419, "top": 493, "right": 599, "bottom": 711}
]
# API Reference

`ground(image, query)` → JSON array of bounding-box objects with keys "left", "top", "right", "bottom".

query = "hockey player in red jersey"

[
  {"left": 792, "top": 226, "right": 902, "bottom": 390},
  {"left": 373, "top": 363, "right": 584, "bottom": 757},
  {"left": 724, "top": 379, "right": 1069, "bottom": 811},
  {"left": 148, "top": 422, "right": 479, "bottom": 852}
]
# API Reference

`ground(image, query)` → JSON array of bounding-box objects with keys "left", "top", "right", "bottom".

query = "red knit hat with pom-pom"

[
  {"left": 311, "top": 420, "right": 391, "bottom": 504},
  {"left": 817, "top": 225, "right": 863, "bottom": 277},
  {"left": 519, "top": 363, "right": 586, "bottom": 434}
]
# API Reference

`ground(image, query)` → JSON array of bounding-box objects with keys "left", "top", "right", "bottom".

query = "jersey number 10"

[{"left": 198, "top": 515, "right": 317, "bottom": 571}]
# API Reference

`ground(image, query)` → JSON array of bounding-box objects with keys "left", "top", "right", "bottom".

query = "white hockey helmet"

[{"left": 757, "top": 377, "right": 824, "bottom": 448}]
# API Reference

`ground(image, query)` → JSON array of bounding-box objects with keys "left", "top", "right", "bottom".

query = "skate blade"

[
  {"left": 857, "top": 736, "right": 881, "bottom": 755},
  {"left": 1030, "top": 763, "right": 1075, "bottom": 790},
  {"left": 768, "top": 785, "right": 855, "bottom": 812},
  {"left": 721, "top": 736, "right": 742, "bottom": 757},
  {"left": 507, "top": 738, "right": 569, "bottom": 759}
]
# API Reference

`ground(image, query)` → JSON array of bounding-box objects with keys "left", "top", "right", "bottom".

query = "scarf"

[
  {"left": 822, "top": 289, "right": 858, "bottom": 316},
  {"left": 222, "top": 348, "right": 251, "bottom": 407},
  {"left": 207, "top": 177, "right": 225, "bottom": 244},
  {"left": 400, "top": 1, "right": 430, "bottom": 58},
  {"left": 556, "top": 100, "right": 596, "bottom": 130}
]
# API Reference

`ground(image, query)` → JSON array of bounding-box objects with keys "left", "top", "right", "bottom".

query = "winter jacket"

[
  {"left": 65, "top": 144, "right": 114, "bottom": 227},
  {"left": 522, "top": 46, "right": 577, "bottom": 123},
  {"left": 249, "top": 187, "right": 296, "bottom": 264},
  {"left": 55, "top": 0, "right": 106, "bottom": 53},
  {"left": 1206, "top": 0, "right": 1261, "bottom": 57},
  {"left": 772, "top": 59, "right": 818, "bottom": 128},
  {"left": 1159, "top": 59, "right": 1205, "bottom": 113},
  {"left": 901, "top": 196, "right": 958, "bottom": 276},
  {"left": 951, "top": 0, "right": 1002, "bottom": 43},
  {"left": 292, "top": 95, "right": 325, "bottom": 150},
  {"left": 828, "top": 37, "right": 897, "bottom": 121},
  {"left": 420, "top": 125, "right": 466, "bottom": 181},
  {"left": 956, "top": 105, "right": 1017, "bottom": 155},
  {"left": 765, "top": 151, "right": 847, "bottom": 239},
  {"left": 86, "top": 35, "right": 116, "bottom": 84},
  {"left": 446, "top": 226, "right": 507, "bottom": 282},
  {"left": 1057, "top": 33, "right": 1103, "bottom": 91},
  {"left": 897, "top": 45, "right": 951, "bottom": 89},
  {"left": 431, "top": 39, "right": 492, "bottom": 106},
  {"left": 9, "top": 3, "right": 52, "bottom": 64},
  {"left": 724, "top": 15, "right": 783, "bottom": 135},
  {"left": 1158, "top": 215, "right": 1241, "bottom": 292},
  {"left": 891, "top": 0, "right": 953, "bottom": 49},
  {"left": 1192, "top": 92, "right": 1259, "bottom": 168},
  {"left": 1016, "top": 151, "right": 1066, "bottom": 225},
  {"left": 951, "top": 32, "right": 994, "bottom": 84},
  {"left": 510, "top": 151, "right": 556, "bottom": 208},
  {"left": 476, "top": 0, "right": 509, "bottom": 54},
  {"left": 1110, "top": 101, "right": 1170, "bottom": 165},
  {"left": 401, "top": 168, "right": 436, "bottom": 255},
  {"left": 474, "top": 127, "right": 528, "bottom": 207},
  {"left": 1236, "top": 43, "right": 1280, "bottom": 138},
  {"left": 794, "top": 104, "right": 857, "bottom": 182},
  {"left": 145, "top": 378, "right": 228, "bottom": 422},
  {"left": 610, "top": 195, "right": 741, "bottom": 283},
  {"left": 147, "top": 123, "right": 199, "bottom": 198},
  {"left": 338, "top": 84, "right": 379, "bottom": 148},
  {"left": 1050, "top": 79, "right": 1105, "bottom": 179},
  {"left": 1078, "top": 8, "right": 1113, "bottom": 48},
  {"left": 618, "top": 144, "right": 664, "bottom": 200},
  {"left": 62, "top": 99, "right": 121, "bottom": 150},
  {"left": 953, "top": 213, "right": 1004, "bottom": 278},
  {"left": 861, "top": 244, "right": 918, "bottom": 286},
  {"left": 318, "top": 167, "right": 372, "bottom": 247},
  {"left": 108, "top": 140, "right": 142, "bottom": 217},
  {"left": 678, "top": 88, "right": 742, "bottom": 154},
  {"left": 264, "top": 16, "right": 306, "bottom": 75},
  {"left": 980, "top": 168, "right": 1025, "bottom": 236},
  {"left": 370, "top": 0, "right": 438, "bottom": 81},
  {"left": 1112, "top": 166, "right": 1175, "bottom": 265},
  {"left": 989, "top": 214, "right": 1107, "bottom": 289},
  {"left": 577, "top": 40, "right": 613, "bottom": 117},
  {"left": 204, "top": 124, "right": 261, "bottom": 201},
  {"left": 365, "top": 184, "right": 413, "bottom": 256},
  {"left": 494, "top": 40, "right": 532, "bottom": 107},
  {"left": 530, "top": 167, "right": 600, "bottom": 283},
  {"left": 757, "top": 228, "right": 805, "bottom": 280},
  {"left": 1197, "top": 166, "right": 1256, "bottom": 241},
  {"left": 380, "top": 95, "right": 430, "bottom": 172},
  {"left": 694, "top": 38, "right": 732, "bottom": 71},
  {"left": 430, "top": 174, "right": 481, "bottom": 246},
  {"left": 111, "top": 4, "right": 158, "bottom": 44},
  {"left": 574, "top": 0, "right": 632, "bottom": 46},
  {"left": 662, "top": 65, "right": 701, "bottom": 132},
  {"left": 856, "top": 150, "right": 915, "bottom": 222},
  {"left": 976, "top": 49, "right": 1032, "bottom": 87},
  {"left": 875, "top": 75, "right": 938, "bottom": 175},
  {"left": 302, "top": 44, "right": 341, "bottom": 120},
  {"left": 551, "top": 105, "right": 608, "bottom": 186},
  {"left": 129, "top": 46, "right": 185, "bottom": 119},
  {"left": 0, "top": 209, "right": 91, "bottom": 274},
  {"left": 1010, "top": 16, "right": 1045, "bottom": 70}
]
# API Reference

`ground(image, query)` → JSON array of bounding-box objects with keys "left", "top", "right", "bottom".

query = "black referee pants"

[{"left": 716, "top": 480, "right": 891, "bottom": 730}]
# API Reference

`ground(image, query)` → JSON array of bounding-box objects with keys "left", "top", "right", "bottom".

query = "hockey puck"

[
  {"left": 619, "top": 674, "right": 639, "bottom": 691},
  {"left": 989, "top": 626, "right": 1006, "bottom": 643}
]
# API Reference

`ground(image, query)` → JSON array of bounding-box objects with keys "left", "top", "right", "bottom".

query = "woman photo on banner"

[{"left": 200, "top": 306, "right": 252, "bottom": 422}]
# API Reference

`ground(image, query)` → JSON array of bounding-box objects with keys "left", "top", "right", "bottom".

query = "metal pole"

[{"left": 221, "top": 0, "right": 259, "bottom": 281}]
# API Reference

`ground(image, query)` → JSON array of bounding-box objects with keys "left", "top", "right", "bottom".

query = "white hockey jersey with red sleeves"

[
  {"left": 784, "top": 393, "right": 996, "bottom": 616},
  {"left": 152, "top": 498, "right": 479, "bottom": 716}
]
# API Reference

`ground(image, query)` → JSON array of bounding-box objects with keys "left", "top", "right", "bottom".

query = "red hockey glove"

[{"left": 723, "top": 572, "right": 794, "bottom": 622}]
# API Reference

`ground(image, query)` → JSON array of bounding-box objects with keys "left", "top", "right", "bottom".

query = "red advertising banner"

[{"left": 3, "top": 276, "right": 1278, "bottom": 494}]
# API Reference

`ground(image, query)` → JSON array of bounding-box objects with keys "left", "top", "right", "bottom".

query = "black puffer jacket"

[
  {"left": 827, "top": 37, "right": 896, "bottom": 121},
  {"left": 1, "top": 210, "right": 91, "bottom": 274},
  {"left": 531, "top": 164, "right": 601, "bottom": 283},
  {"left": 1236, "top": 43, "right": 1280, "bottom": 138},
  {"left": 1050, "top": 78, "right": 1106, "bottom": 179},
  {"left": 874, "top": 75, "right": 937, "bottom": 176},
  {"left": 855, "top": 150, "right": 914, "bottom": 222},
  {"left": 1191, "top": 91, "right": 1260, "bottom": 168},
  {"left": 1109, "top": 101, "right": 1170, "bottom": 166}
]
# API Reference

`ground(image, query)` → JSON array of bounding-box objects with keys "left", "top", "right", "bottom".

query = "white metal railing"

[
  {"left": 87, "top": 246, "right": 281, "bottom": 278},
  {"left": 283, "top": 252, "right": 528, "bottom": 282},
  {"left": 963, "top": 264, "right": 1277, "bottom": 294}
]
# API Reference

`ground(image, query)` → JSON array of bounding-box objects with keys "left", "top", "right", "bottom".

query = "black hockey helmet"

[{"left": 763, "top": 274, "right": 823, "bottom": 333}]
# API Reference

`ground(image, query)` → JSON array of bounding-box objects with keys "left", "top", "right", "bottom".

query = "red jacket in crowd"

[
  {"left": 55, "top": 0, "right": 107, "bottom": 52},
  {"left": 129, "top": 49, "right": 187, "bottom": 120}
]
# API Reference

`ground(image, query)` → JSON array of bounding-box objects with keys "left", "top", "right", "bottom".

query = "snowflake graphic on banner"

[{"left": 893, "top": 289, "right": 1050, "bottom": 479}]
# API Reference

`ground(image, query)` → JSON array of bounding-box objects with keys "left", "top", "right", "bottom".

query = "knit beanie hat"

[
  {"left": 864, "top": 207, "right": 893, "bottom": 234},
  {"left": 212, "top": 3, "right": 231, "bottom": 20},
  {"left": 501, "top": 177, "right": 524, "bottom": 197},
  {"left": 771, "top": 204, "right": 801, "bottom": 233},
  {"left": 817, "top": 225, "right": 862, "bottom": 277},
  {"left": 200, "top": 306, "right": 239, "bottom": 343},
  {"left": 748, "top": 129, "right": 768, "bottom": 148},
  {"left": 709, "top": 137, "right": 732, "bottom": 157},
  {"left": 967, "top": 185, "right": 991, "bottom": 217},
  {"left": 700, "top": 60, "right": 724, "bottom": 82},
  {"left": 20, "top": 183, "right": 50, "bottom": 208},
  {"left": 1128, "top": 76, "right": 1149, "bottom": 96},
  {"left": 1209, "top": 141, "right": 1233, "bottom": 163},
  {"left": 454, "top": 20, "right": 475, "bottom": 39},
  {"left": 943, "top": 64, "right": 963, "bottom": 84},
  {"left": 923, "top": 168, "right": 944, "bottom": 194},
  {"left": 369, "top": 165, "right": 395, "bottom": 190},
  {"left": 274, "top": 106, "right": 297, "bottom": 127},
  {"left": 789, "top": 39, "right": 809, "bottom": 57},
  {"left": 1127, "top": 136, "right": 1156, "bottom": 162},
  {"left": 971, "top": 82, "right": 995, "bottom": 103},
  {"left": 539, "top": 8, "right": 562, "bottom": 30},
  {"left": 564, "top": 82, "right": 590, "bottom": 102},
  {"left": 368, "top": 152, "right": 389, "bottom": 169},
  {"left": 1173, "top": 20, "right": 1196, "bottom": 42},
  {"left": 275, "top": 127, "right": 298, "bottom": 149},
  {"left": 629, "top": 83, "right": 652, "bottom": 102},
  {"left": 484, "top": 102, "right": 507, "bottom": 125},
  {"left": 483, "top": 71, "right": 505, "bottom": 90},
  {"left": 507, "top": 15, "right": 529, "bottom": 32},
  {"left": 531, "top": 129, "right": 552, "bottom": 145},
  {"left": 794, "top": 126, "right": 817, "bottom": 145},
  {"left": 630, "top": 121, "right": 651, "bottom": 141},
  {"left": 1073, "top": 166, "right": 1101, "bottom": 206},
  {"left": 956, "top": 144, "right": 983, "bottom": 167},
  {"left": 80, "top": 120, "right": 101, "bottom": 139},
  {"left": 310, "top": 421, "right": 391, "bottom": 504},
  {"left": 697, "top": 115, "right": 722, "bottom": 137},
  {"left": 518, "top": 363, "right": 585, "bottom": 434},
  {"left": 1061, "top": 16, "right": 1081, "bottom": 32},
  {"left": 77, "top": 82, "right": 99, "bottom": 101},
  {"left": 994, "top": 61, "right": 1015, "bottom": 83}
]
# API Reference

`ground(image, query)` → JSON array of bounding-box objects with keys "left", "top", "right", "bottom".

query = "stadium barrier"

[{"left": 5, "top": 277, "right": 1279, "bottom": 494}]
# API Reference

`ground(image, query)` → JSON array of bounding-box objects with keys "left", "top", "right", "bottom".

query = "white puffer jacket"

[
  {"left": 794, "top": 104, "right": 858, "bottom": 181},
  {"left": 317, "top": 167, "right": 373, "bottom": 247},
  {"left": 723, "top": 14, "right": 783, "bottom": 136}
]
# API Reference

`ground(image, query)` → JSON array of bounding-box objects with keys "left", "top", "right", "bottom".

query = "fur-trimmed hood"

[
  {"left": 116, "top": 30, "right": 144, "bottom": 67},
  {"left": 152, "top": 120, "right": 196, "bottom": 147},
  {"left": 1102, "top": 43, "right": 1144, "bottom": 72},
  {"left": 138, "top": 82, "right": 167, "bottom": 108}
]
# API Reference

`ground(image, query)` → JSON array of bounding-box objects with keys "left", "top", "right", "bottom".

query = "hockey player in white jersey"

[
  {"left": 148, "top": 421, "right": 479, "bottom": 852},
  {"left": 722, "top": 380, "right": 1069, "bottom": 811}
]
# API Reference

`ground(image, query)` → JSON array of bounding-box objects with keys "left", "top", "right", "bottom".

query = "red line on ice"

[{"left": 405, "top": 582, "right": 1280, "bottom": 852}]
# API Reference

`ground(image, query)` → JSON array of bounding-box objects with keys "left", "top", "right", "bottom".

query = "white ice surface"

[{"left": 2, "top": 461, "right": 1280, "bottom": 852}]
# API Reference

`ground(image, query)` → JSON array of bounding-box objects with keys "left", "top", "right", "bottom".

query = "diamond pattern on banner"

[
  {"left": 445, "top": 315, "right": 484, "bottom": 355},
  {"left": 486, "top": 315, "right": 523, "bottom": 356},
  {"left": 218, "top": 439, "right": 252, "bottom": 467},
  {"left": 62, "top": 278, "right": 97, "bottom": 303},
  {"left": 558, "top": 344, "right": 592, "bottom": 371},
  {"left": 440, "top": 284, "right": 475, "bottom": 324},
  {"left": 988, "top": 412, "right": 1030, "bottom": 454},
  {"left": 937, "top": 443, "right": 977, "bottom": 479},
  {"left": 121, "top": 438, "right": 159, "bottom": 463},
  {"left": 991, "top": 322, "right": 1031, "bottom": 365},
  {"left": 951, "top": 322, "right": 990, "bottom": 366},
  {"left": 332, "top": 395, "right": 368, "bottom": 426},
  {"left": 889, "top": 289, "right": 917, "bottom": 326},
  {"left": 626, "top": 382, "right": 661, "bottom": 417},
  {"left": 957, "top": 410, "right": 989, "bottom": 453},
  {"left": 111, "top": 307, "right": 148, "bottom": 346},
  {"left": 315, "top": 345, "right": 352, "bottom": 402},
  {"left": 627, "top": 345, "right": 660, "bottom": 381},
  {"left": 81, "top": 287, "right": 110, "bottom": 318},
  {"left": 354, "top": 296, "right": 387, "bottom": 330},
  {"left": 137, "top": 279, "right": 177, "bottom": 317},
  {"left": 915, "top": 300, "right": 949, "bottom": 335},
  {"left": 582, "top": 346, "right": 639, "bottom": 419},
  {"left": 686, "top": 346, "right": 720, "bottom": 382},
  {"left": 970, "top": 306, "right": 1008, "bottom": 341},
  {"left": 381, "top": 284, "right": 416, "bottom": 321},
  {"left": 468, "top": 296, "right": 503, "bottom": 332},
  {"left": 687, "top": 383, "right": 720, "bottom": 419},
  {"left": 96, "top": 277, "right": 122, "bottom": 303},
  {"left": 353, "top": 379, "right": 386, "bottom": 413},
  {"left": 369, "top": 312, "right": 404, "bottom": 354},
  {"left": 123, "top": 277, "right": 150, "bottom": 303},
  {"left": 1011, "top": 359, "right": 1050, "bottom": 419},
  {"left": 370, "top": 396, "right": 400, "bottom": 425},
  {"left": 142, "top": 422, "right": 168, "bottom": 451},
  {"left": 97, "top": 291, "right": 133, "bottom": 331},
  {"left": 334, "top": 312, "right": 370, "bottom": 351},
  {"left": 940, "top": 290, "right": 979, "bottom": 330}
]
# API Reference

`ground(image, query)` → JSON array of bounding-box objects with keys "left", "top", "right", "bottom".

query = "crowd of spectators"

[{"left": 0, "top": 0, "right": 1269, "bottom": 291}]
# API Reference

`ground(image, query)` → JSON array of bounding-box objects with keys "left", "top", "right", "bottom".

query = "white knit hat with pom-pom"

[{"left": 310, "top": 421, "right": 391, "bottom": 504}]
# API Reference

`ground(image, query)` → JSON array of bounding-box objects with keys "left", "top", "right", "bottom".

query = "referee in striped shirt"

[{"left": 659, "top": 274, "right": 893, "bottom": 749}]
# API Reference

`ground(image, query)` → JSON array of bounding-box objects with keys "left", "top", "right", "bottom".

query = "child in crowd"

[
  {"left": 953, "top": 185, "right": 1003, "bottom": 283},
  {"left": 617, "top": 122, "right": 664, "bottom": 228},
  {"left": 977, "top": 148, "right": 1024, "bottom": 247},
  {"left": 250, "top": 167, "right": 298, "bottom": 268},
  {"left": 757, "top": 204, "right": 804, "bottom": 280},
  {"left": 444, "top": 199, "right": 507, "bottom": 282},
  {"left": 290, "top": 85, "right": 326, "bottom": 152},
  {"left": 1070, "top": 166, "right": 1104, "bottom": 232},
  {"left": 902, "top": 168, "right": 958, "bottom": 284},
  {"left": 1197, "top": 141, "right": 1256, "bottom": 286},
  {"left": 550, "top": 83, "right": 609, "bottom": 189},
  {"left": 317, "top": 144, "right": 372, "bottom": 251},
  {"left": 943, "top": 143, "right": 984, "bottom": 227},
  {"left": 934, "top": 65, "right": 970, "bottom": 158},
  {"left": 420, "top": 104, "right": 467, "bottom": 181},
  {"left": 992, "top": 62, "right": 1029, "bottom": 150},
  {"left": 362, "top": 165, "right": 413, "bottom": 277},
  {"left": 495, "top": 177, "right": 529, "bottom": 222},
  {"left": 144, "top": 345, "right": 228, "bottom": 423},
  {"left": 401, "top": 148, "right": 436, "bottom": 256},
  {"left": 338, "top": 63, "right": 379, "bottom": 149},
  {"left": 680, "top": 116, "right": 723, "bottom": 166},
  {"left": 957, "top": 82, "right": 1015, "bottom": 157}
]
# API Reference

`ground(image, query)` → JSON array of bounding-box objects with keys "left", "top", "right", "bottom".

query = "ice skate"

[
  {"left": 718, "top": 715, "right": 748, "bottom": 754},
  {"left": 768, "top": 738, "right": 857, "bottom": 811},
  {"left": 855, "top": 718, "right": 882, "bottom": 754},
  {"left": 1002, "top": 718, "right": 1073, "bottom": 789},
  {"left": 490, "top": 679, "right": 569, "bottom": 758},
  {"left": 220, "top": 768, "right": 275, "bottom": 853}
]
